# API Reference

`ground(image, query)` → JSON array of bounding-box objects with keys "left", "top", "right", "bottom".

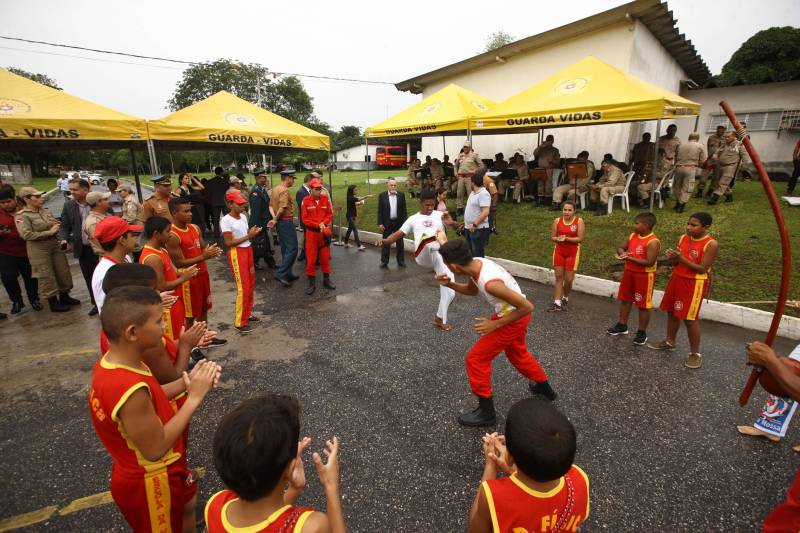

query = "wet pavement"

[{"left": 0, "top": 231, "right": 798, "bottom": 532}]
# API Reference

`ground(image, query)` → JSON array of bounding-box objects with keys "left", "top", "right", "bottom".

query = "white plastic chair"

[
  {"left": 651, "top": 169, "right": 674, "bottom": 209},
  {"left": 607, "top": 171, "right": 636, "bottom": 214},
  {"left": 577, "top": 189, "right": 588, "bottom": 210}
]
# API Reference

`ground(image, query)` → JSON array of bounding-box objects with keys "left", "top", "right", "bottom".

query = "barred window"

[{"left": 707, "top": 110, "right": 785, "bottom": 132}]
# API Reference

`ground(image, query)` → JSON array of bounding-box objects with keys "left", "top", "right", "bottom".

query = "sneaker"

[
  {"left": 208, "top": 337, "right": 228, "bottom": 347},
  {"left": 560, "top": 298, "right": 568, "bottom": 311},
  {"left": 606, "top": 323, "right": 628, "bottom": 335},
  {"left": 546, "top": 302, "right": 563, "bottom": 312},
  {"left": 358, "top": 245, "right": 366, "bottom": 251},
  {"left": 236, "top": 324, "right": 254, "bottom": 334},
  {"left": 647, "top": 339, "right": 675, "bottom": 351},
  {"left": 685, "top": 352, "right": 703, "bottom": 369},
  {"left": 633, "top": 330, "right": 648, "bottom": 345},
  {"left": 344, "top": 243, "right": 352, "bottom": 248}
]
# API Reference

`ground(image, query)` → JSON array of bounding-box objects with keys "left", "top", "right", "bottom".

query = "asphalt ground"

[{"left": 0, "top": 226, "right": 798, "bottom": 532}]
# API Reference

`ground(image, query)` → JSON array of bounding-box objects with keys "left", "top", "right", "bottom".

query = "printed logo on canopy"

[
  {"left": 0, "top": 99, "right": 32, "bottom": 115},
  {"left": 552, "top": 77, "right": 590, "bottom": 96},
  {"left": 223, "top": 112, "right": 257, "bottom": 126}
]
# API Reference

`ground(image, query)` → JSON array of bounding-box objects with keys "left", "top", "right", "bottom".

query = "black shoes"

[
  {"left": 31, "top": 300, "right": 43, "bottom": 311},
  {"left": 398, "top": 263, "right": 406, "bottom": 268},
  {"left": 208, "top": 337, "right": 228, "bottom": 347},
  {"left": 379, "top": 263, "right": 389, "bottom": 269},
  {"left": 286, "top": 273, "right": 300, "bottom": 281},
  {"left": 0, "top": 312, "right": 6, "bottom": 320},
  {"left": 458, "top": 396, "right": 497, "bottom": 427},
  {"left": 633, "top": 330, "right": 648, "bottom": 345},
  {"left": 274, "top": 276, "right": 292, "bottom": 288},
  {"left": 88, "top": 305, "right": 99, "bottom": 316},
  {"left": 11, "top": 302, "right": 23, "bottom": 314},
  {"left": 322, "top": 274, "right": 336, "bottom": 290},
  {"left": 724, "top": 192, "right": 733, "bottom": 203},
  {"left": 529, "top": 380, "right": 558, "bottom": 401},
  {"left": 48, "top": 296, "right": 70, "bottom": 312},
  {"left": 236, "top": 324, "right": 254, "bottom": 334},
  {"left": 248, "top": 315, "right": 260, "bottom": 322},
  {"left": 707, "top": 193, "right": 720, "bottom": 205},
  {"left": 607, "top": 323, "right": 629, "bottom": 335},
  {"left": 60, "top": 293, "right": 80, "bottom": 306},
  {"left": 693, "top": 187, "right": 704, "bottom": 199},
  {"left": 306, "top": 277, "right": 316, "bottom": 295}
]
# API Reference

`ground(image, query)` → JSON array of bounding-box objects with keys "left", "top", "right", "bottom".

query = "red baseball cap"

[
  {"left": 308, "top": 178, "right": 324, "bottom": 188},
  {"left": 94, "top": 216, "right": 143, "bottom": 243},
  {"left": 225, "top": 190, "right": 248, "bottom": 205}
]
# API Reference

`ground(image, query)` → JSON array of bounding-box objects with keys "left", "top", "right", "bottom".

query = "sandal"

[{"left": 433, "top": 318, "right": 453, "bottom": 331}]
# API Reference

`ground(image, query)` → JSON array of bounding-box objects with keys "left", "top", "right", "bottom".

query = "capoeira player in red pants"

[
  {"left": 300, "top": 177, "right": 336, "bottom": 295},
  {"left": 220, "top": 190, "right": 261, "bottom": 334},
  {"left": 436, "top": 239, "right": 557, "bottom": 427}
]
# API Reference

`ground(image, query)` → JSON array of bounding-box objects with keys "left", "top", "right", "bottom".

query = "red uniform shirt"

[
  {"left": 171, "top": 224, "right": 207, "bottom": 274},
  {"left": 624, "top": 232, "right": 659, "bottom": 273},
  {"left": 673, "top": 234, "right": 714, "bottom": 280},
  {"left": 0, "top": 209, "right": 27, "bottom": 257},
  {"left": 140, "top": 245, "right": 186, "bottom": 339},
  {"left": 554, "top": 216, "right": 581, "bottom": 253},
  {"left": 483, "top": 466, "right": 590, "bottom": 533},
  {"left": 88, "top": 354, "right": 185, "bottom": 478},
  {"left": 204, "top": 490, "right": 314, "bottom": 533},
  {"left": 300, "top": 194, "right": 333, "bottom": 230}
]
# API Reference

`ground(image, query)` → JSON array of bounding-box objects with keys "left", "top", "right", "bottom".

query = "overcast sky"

[{"left": 2, "top": 0, "right": 798, "bottom": 131}]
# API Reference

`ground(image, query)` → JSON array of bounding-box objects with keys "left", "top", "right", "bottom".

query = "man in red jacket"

[{"left": 300, "top": 178, "right": 335, "bottom": 295}]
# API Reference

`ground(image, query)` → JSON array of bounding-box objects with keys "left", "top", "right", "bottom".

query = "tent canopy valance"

[
  {"left": 469, "top": 56, "right": 700, "bottom": 132},
  {"left": 0, "top": 68, "right": 148, "bottom": 143},
  {"left": 147, "top": 91, "right": 330, "bottom": 151},
  {"left": 365, "top": 84, "right": 497, "bottom": 139}
]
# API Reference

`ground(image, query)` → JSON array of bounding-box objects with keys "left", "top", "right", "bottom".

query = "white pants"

[{"left": 416, "top": 242, "right": 455, "bottom": 323}]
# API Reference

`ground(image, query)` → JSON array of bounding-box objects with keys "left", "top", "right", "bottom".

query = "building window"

[{"left": 707, "top": 110, "right": 788, "bottom": 133}]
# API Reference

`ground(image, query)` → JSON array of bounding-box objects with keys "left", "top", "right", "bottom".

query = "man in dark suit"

[
  {"left": 59, "top": 177, "right": 99, "bottom": 314},
  {"left": 377, "top": 178, "right": 407, "bottom": 268},
  {"left": 248, "top": 169, "right": 276, "bottom": 269},
  {"left": 205, "top": 166, "right": 228, "bottom": 237}
]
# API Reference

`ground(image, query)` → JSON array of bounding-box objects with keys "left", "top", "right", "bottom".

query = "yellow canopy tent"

[
  {"left": 147, "top": 91, "right": 330, "bottom": 151},
  {"left": 365, "top": 84, "right": 496, "bottom": 138},
  {"left": 469, "top": 56, "right": 700, "bottom": 132},
  {"left": 0, "top": 68, "right": 147, "bottom": 144}
]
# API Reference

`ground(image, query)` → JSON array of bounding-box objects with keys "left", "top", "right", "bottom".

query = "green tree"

[
  {"left": 332, "top": 125, "right": 362, "bottom": 151},
  {"left": 484, "top": 31, "right": 514, "bottom": 52},
  {"left": 715, "top": 26, "right": 800, "bottom": 86},
  {"left": 6, "top": 67, "right": 61, "bottom": 89}
]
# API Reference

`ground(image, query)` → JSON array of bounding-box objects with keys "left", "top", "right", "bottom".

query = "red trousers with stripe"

[
  {"left": 304, "top": 230, "right": 331, "bottom": 277},
  {"left": 763, "top": 467, "right": 800, "bottom": 532},
  {"left": 228, "top": 246, "right": 254, "bottom": 328},
  {"left": 466, "top": 314, "right": 548, "bottom": 398},
  {"left": 112, "top": 464, "right": 196, "bottom": 533}
]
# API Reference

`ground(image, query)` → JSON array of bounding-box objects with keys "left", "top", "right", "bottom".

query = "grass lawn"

[{"left": 117, "top": 169, "right": 799, "bottom": 316}]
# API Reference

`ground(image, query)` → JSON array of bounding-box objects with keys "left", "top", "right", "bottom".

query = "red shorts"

[
  {"left": 660, "top": 273, "right": 708, "bottom": 320},
  {"left": 182, "top": 270, "right": 212, "bottom": 319},
  {"left": 617, "top": 270, "right": 655, "bottom": 309},
  {"left": 553, "top": 244, "right": 580, "bottom": 271},
  {"left": 111, "top": 463, "right": 196, "bottom": 533}
]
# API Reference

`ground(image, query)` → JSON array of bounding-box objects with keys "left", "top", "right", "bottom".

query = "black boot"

[
  {"left": 458, "top": 396, "right": 497, "bottom": 427},
  {"left": 529, "top": 380, "right": 558, "bottom": 401},
  {"left": 724, "top": 192, "right": 733, "bottom": 203},
  {"left": 48, "top": 296, "right": 70, "bottom": 312},
  {"left": 305, "top": 276, "right": 316, "bottom": 295},
  {"left": 707, "top": 193, "right": 720, "bottom": 205},
  {"left": 693, "top": 187, "right": 704, "bottom": 199},
  {"left": 677, "top": 202, "right": 686, "bottom": 214},
  {"left": 549, "top": 202, "right": 561, "bottom": 211},
  {"left": 59, "top": 293, "right": 80, "bottom": 306},
  {"left": 323, "top": 273, "right": 336, "bottom": 290}
]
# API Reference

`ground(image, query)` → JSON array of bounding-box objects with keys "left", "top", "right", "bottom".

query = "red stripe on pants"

[
  {"left": 304, "top": 231, "right": 331, "bottom": 277},
  {"left": 466, "top": 314, "right": 547, "bottom": 398},
  {"left": 228, "top": 246, "right": 254, "bottom": 328},
  {"left": 763, "top": 467, "right": 800, "bottom": 532}
]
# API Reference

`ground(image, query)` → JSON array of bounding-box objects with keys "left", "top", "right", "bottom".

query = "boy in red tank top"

[
  {"left": 205, "top": 395, "right": 346, "bottom": 533},
  {"left": 89, "top": 285, "right": 221, "bottom": 533},
  {"left": 648, "top": 212, "right": 718, "bottom": 369},
  {"left": 468, "top": 398, "right": 590, "bottom": 533},
  {"left": 549, "top": 201, "right": 584, "bottom": 312},
  {"left": 140, "top": 216, "right": 199, "bottom": 341},
  {"left": 607, "top": 212, "right": 660, "bottom": 346}
]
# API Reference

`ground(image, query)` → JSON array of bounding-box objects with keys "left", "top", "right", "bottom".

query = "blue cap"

[
  {"left": 253, "top": 168, "right": 266, "bottom": 176},
  {"left": 151, "top": 175, "right": 171, "bottom": 184},
  {"left": 280, "top": 169, "right": 296, "bottom": 176}
]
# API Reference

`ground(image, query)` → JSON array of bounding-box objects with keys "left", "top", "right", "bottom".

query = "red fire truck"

[{"left": 375, "top": 146, "right": 407, "bottom": 168}]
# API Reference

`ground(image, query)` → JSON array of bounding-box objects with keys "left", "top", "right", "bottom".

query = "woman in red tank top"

[{"left": 549, "top": 201, "right": 584, "bottom": 312}]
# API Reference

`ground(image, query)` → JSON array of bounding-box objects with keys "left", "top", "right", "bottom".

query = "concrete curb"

[{"left": 339, "top": 227, "right": 800, "bottom": 341}]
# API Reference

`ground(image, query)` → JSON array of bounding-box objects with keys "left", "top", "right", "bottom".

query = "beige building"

[
  {"left": 676, "top": 81, "right": 800, "bottom": 174},
  {"left": 396, "top": 0, "right": 709, "bottom": 164}
]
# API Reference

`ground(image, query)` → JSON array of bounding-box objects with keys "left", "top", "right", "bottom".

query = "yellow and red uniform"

[
  {"left": 660, "top": 234, "right": 714, "bottom": 320},
  {"left": 482, "top": 466, "right": 590, "bottom": 533},
  {"left": 140, "top": 245, "right": 185, "bottom": 340},
  {"left": 204, "top": 490, "right": 314, "bottom": 533},
  {"left": 617, "top": 232, "right": 659, "bottom": 309},
  {"left": 300, "top": 193, "right": 333, "bottom": 277},
  {"left": 171, "top": 223, "right": 212, "bottom": 318},
  {"left": 552, "top": 216, "right": 581, "bottom": 272},
  {"left": 88, "top": 354, "right": 195, "bottom": 533}
]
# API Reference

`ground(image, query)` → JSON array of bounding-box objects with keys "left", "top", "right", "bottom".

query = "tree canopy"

[
  {"left": 714, "top": 26, "right": 800, "bottom": 86},
  {"left": 484, "top": 31, "right": 514, "bottom": 52},
  {"left": 6, "top": 67, "right": 61, "bottom": 89}
]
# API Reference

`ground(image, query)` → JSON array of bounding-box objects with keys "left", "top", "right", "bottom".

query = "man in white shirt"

[
  {"left": 57, "top": 173, "right": 71, "bottom": 198},
  {"left": 220, "top": 190, "right": 262, "bottom": 334},
  {"left": 463, "top": 170, "right": 492, "bottom": 257},
  {"left": 90, "top": 217, "right": 141, "bottom": 312},
  {"left": 376, "top": 190, "right": 458, "bottom": 331}
]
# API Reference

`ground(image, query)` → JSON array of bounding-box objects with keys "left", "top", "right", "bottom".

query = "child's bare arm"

[
  {"left": 311, "top": 437, "right": 346, "bottom": 533},
  {"left": 141, "top": 345, "right": 181, "bottom": 384},
  {"left": 375, "top": 230, "right": 405, "bottom": 247},
  {"left": 118, "top": 364, "right": 217, "bottom": 461},
  {"left": 436, "top": 274, "right": 478, "bottom": 296},
  {"left": 467, "top": 486, "right": 493, "bottom": 533}
]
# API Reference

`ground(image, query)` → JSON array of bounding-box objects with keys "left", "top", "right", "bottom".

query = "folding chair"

[{"left": 608, "top": 171, "right": 636, "bottom": 215}]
